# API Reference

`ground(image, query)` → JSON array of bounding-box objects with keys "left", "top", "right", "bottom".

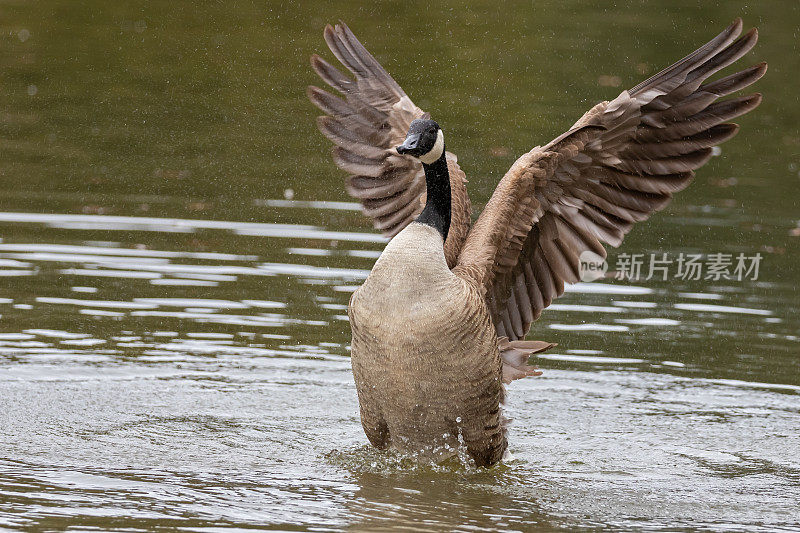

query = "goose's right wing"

[
  {"left": 308, "top": 22, "right": 471, "bottom": 266},
  {"left": 454, "top": 18, "right": 765, "bottom": 340}
]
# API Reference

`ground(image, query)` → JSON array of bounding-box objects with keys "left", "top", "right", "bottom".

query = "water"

[{"left": 1, "top": 1, "right": 799, "bottom": 530}]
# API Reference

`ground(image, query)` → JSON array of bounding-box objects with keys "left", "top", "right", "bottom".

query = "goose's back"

[{"left": 348, "top": 223, "right": 506, "bottom": 465}]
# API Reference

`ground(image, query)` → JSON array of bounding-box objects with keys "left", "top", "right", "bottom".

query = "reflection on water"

[{"left": 1, "top": 0, "right": 799, "bottom": 530}]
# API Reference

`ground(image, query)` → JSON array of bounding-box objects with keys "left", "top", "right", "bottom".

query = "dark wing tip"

[
  {"left": 306, "top": 85, "right": 338, "bottom": 115},
  {"left": 718, "top": 122, "right": 741, "bottom": 137},
  {"left": 306, "top": 85, "right": 321, "bottom": 99},
  {"left": 723, "top": 17, "right": 744, "bottom": 43},
  {"left": 323, "top": 23, "right": 338, "bottom": 46},
  {"left": 742, "top": 92, "right": 763, "bottom": 105},
  {"left": 306, "top": 86, "right": 326, "bottom": 112},
  {"left": 741, "top": 27, "right": 759, "bottom": 46}
]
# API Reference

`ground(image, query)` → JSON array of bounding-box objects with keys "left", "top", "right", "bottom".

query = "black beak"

[{"left": 396, "top": 133, "right": 421, "bottom": 156}]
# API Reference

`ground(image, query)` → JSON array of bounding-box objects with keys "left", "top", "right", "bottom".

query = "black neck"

[{"left": 415, "top": 151, "right": 451, "bottom": 241}]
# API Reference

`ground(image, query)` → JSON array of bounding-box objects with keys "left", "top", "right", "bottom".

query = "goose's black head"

[{"left": 396, "top": 119, "right": 444, "bottom": 165}]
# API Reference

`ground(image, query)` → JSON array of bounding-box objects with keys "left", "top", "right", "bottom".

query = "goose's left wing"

[
  {"left": 308, "top": 22, "right": 471, "bottom": 267},
  {"left": 454, "top": 18, "right": 765, "bottom": 340}
]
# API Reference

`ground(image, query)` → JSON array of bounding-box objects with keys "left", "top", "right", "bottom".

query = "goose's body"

[
  {"left": 350, "top": 223, "right": 506, "bottom": 464},
  {"left": 309, "top": 19, "right": 765, "bottom": 466}
]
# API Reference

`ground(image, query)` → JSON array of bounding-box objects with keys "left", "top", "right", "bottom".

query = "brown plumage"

[{"left": 309, "top": 19, "right": 765, "bottom": 466}]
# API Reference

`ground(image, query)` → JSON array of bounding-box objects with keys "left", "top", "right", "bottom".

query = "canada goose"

[{"left": 308, "top": 19, "right": 765, "bottom": 466}]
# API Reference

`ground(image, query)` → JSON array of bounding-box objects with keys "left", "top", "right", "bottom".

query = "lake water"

[{"left": 1, "top": 1, "right": 798, "bottom": 531}]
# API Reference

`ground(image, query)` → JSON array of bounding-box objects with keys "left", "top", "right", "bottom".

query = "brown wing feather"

[
  {"left": 455, "top": 18, "right": 766, "bottom": 340},
  {"left": 309, "top": 22, "right": 471, "bottom": 266}
]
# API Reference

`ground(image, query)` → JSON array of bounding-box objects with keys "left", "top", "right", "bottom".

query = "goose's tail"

[{"left": 498, "top": 337, "right": 554, "bottom": 383}]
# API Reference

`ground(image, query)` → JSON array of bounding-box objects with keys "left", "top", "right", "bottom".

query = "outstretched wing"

[
  {"left": 308, "top": 22, "right": 471, "bottom": 267},
  {"left": 454, "top": 18, "right": 765, "bottom": 340}
]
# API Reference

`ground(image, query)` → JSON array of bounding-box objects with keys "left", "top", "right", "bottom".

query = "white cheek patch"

[{"left": 419, "top": 129, "right": 445, "bottom": 164}]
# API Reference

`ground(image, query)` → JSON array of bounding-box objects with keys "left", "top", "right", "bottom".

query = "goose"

[{"left": 308, "top": 19, "right": 765, "bottom": 466}]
